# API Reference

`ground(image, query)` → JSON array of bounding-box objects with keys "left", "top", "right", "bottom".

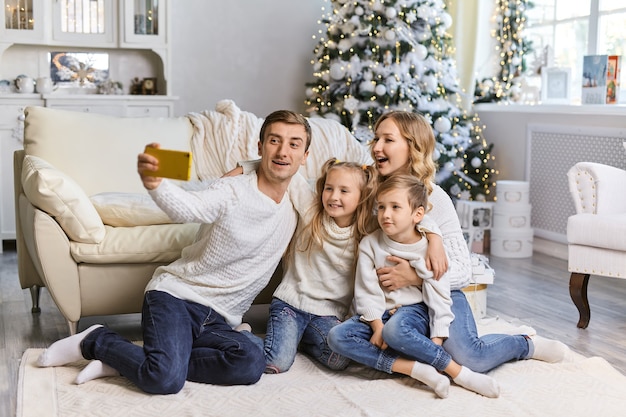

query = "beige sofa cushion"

[
  {"left": 90, "top": 192, "right": 173, "bottom": 227},
  {"left": 21, "top": 155, "right": 106, "bottom": 243},
  {"left": 23, "top": 106, "right": 195, "bottom": 196},
  {"left": 70, "top": 223, "right": 200, "bottom": 263}
]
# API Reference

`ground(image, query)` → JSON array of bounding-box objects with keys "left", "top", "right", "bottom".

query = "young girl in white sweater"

[{"left": 263, "top": 158, "right": 377, "bottom": 373}]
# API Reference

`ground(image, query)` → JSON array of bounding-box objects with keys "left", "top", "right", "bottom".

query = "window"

[{"left": 525, "top": 0, "right": 626, "bottom": 103}]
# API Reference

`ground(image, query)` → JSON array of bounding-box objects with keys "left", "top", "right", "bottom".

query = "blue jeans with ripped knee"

[{"left": 263, "top": 297, "right": 350, "bottom": 373}]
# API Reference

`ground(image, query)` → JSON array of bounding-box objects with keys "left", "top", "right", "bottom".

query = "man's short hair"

[{"left": 259, "top": 110, "right": 312, "bottom": 151}]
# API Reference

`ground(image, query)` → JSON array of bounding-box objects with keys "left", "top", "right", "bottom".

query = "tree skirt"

[{"left": 17, "top": 317, "right": 626, "bottom": 417}]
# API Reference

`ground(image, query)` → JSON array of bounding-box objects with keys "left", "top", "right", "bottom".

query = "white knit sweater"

[
  {"left": 274, "top": 214, "right": 356, "bottom": 319},
  {"left": 144, "top": 172, "right": 297, "bottom": 327},
  {"left": 424, "top": 183, "right": 473, "bottom": 290},
  {"left": 355, "top": 229, "right": 454, "bottom": 338}
]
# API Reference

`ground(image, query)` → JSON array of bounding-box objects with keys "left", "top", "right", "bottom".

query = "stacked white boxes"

[{"left": 490, "top": 180, "right": 533, "bottom": 258}]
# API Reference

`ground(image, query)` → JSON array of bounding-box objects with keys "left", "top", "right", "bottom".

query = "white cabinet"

[
  {"left": 0, "top": 0, "right": 175, "bottom": 248},
  {"left": 0, "top": 96, "right": 43, "bottom": 250},
  {"left": 1, "top": 0, "right": 166, "bottom": 48}
]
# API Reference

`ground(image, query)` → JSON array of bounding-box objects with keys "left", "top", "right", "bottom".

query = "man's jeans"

[
  {"left": 263, "top": 298, "right": 350, "bottom": 373},
  {"left": 81, "top": 290, "right": 266, "bottom": 394}
]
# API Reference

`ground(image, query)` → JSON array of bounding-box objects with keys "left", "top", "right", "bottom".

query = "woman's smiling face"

[{"left": 371, "top": 118, "right": 411, "bottom": 177}]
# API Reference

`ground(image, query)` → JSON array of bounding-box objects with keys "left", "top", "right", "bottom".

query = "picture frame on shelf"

[{"left": 541, "top": 67, "right": 571, "bottom": 104}]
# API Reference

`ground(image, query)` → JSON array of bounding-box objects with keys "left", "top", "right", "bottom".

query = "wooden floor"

[{"left": 2, "top": 242, "right": 625, "bottom": 417}]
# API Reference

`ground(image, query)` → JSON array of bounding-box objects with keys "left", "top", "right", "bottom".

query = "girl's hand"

[
  {"left": 377, "top": 256, "right": 422, "bottom": 291},
  {"left": 424, "top": 233, "right": 448, "bottom": 280}
]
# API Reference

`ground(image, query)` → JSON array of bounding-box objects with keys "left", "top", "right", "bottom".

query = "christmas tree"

[{"left": 304, "top": 0, "right": 496, "bottom": 201}]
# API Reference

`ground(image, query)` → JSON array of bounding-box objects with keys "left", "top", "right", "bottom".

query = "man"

[{"left": 37, "top": 110, "right": 311, "bottom": 394}]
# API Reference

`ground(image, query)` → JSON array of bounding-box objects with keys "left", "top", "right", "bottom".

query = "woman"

[{"left": 368, "top": 111, "right": 567, "bottom": 373}]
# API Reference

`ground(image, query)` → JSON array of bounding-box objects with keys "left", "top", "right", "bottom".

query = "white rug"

[{"left": 17, "top": 317, "right": 626, "bottom": 417}]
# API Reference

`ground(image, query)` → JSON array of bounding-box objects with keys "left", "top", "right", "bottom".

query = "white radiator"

[{"left": 526, "top": 124, "right": 626, "bottom": 243}]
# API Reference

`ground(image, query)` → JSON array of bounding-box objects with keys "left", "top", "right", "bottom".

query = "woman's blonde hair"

[
  {"left": 370, "top": 111, "right": 437, "bottom": 196},
  {"left": 295, "top": 158, "right": 378, "bottom": 266}
]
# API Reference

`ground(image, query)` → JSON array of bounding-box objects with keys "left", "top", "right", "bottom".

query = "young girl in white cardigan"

[{"left": 262, "top": 158, "right": 378, "bottom": 373}]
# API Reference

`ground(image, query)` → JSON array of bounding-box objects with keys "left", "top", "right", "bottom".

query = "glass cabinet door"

[
  {"left": 122, "top": 0, "right": 165, "bottom": 46},
  {"left": 0, "top": 0, "right": 44, "bottom": 42},
  {"left": 52, "top": 0, "right": 115, "bottom": 46}
]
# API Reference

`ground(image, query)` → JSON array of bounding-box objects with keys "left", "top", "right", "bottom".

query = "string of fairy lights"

[{"left": 475, "top": 0, "right": 533, "bottom": 103}]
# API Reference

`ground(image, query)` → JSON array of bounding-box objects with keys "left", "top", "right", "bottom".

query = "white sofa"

[{"left": 14, "top": 101, "right": 371, "bottom": 335}]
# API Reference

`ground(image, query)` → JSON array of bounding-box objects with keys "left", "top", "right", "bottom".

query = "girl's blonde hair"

[
  {"left": 296, "top": 158, "right": 377, "bottom": 265},
  {"left": 370, "top": 111, "right": 437, "bottom": 196}
]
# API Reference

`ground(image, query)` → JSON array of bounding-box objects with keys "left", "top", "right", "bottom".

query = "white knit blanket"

[
  {"left": 17, "top": 317, "right": 626, "bottom": 417},
  {"left": 186, "top": 100, "right": 373, "bottom": 181}
]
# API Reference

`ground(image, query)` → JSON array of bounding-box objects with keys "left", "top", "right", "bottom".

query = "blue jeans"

[
  {"left": 264, "top": 298, "right": 350, "bottom": 373},
  {"left": 327, "top": 303, "right": 451, "bottom": 374},
  {"left": 80, "top": 290, "right": 266, "bottom": 394},
  {"left": 442, "top": 290, "right": 530, "bottom": 372}
]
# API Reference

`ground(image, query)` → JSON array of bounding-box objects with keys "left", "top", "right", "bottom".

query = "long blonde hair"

[
  {"left": 370, "top": 111, "right": 437, "bottom": 196},
  {"left": 296, "top": 158, "right": 378, "bottom": 265}
]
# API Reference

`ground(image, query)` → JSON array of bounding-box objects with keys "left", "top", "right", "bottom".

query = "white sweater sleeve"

[
  {"left": 354, "top": 235, "right": 387, "bottom": 322},
  {"left": 427, "top": 184, "right": 472, "bottom": 290},
  {"left": 148, "top": 178, "right": 233, "bottom": 224},
  {"left": 417, "top": 214, "right": 442, "bottom": 237},
  {"left": 421, "top": 274, "right": 454, "bottom": 338}
]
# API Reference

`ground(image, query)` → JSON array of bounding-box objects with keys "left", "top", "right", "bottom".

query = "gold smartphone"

[{"left": 143, "top": 146, "right": 193, "bottom": 181}]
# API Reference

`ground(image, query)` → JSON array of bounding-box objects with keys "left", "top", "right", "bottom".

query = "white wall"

[{"left": 170, "top": 0, "right": 326, "bottom": 117}]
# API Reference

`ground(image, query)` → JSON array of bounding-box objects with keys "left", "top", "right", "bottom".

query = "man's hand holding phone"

[{"left": 138, "top": 143, "right": 192, "bottom": 190}]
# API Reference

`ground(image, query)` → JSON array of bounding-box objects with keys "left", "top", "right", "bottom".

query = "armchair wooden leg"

[
  {"left": 29, "top": 285, "right": 41, "bottom": 313},
  {"left": 569, "top": 272, "right": 590, "bottom": 329}
]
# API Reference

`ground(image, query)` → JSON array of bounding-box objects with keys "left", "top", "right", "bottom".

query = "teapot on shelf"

[{"left": 14, "top": 75, "right": 35, "bottom": 94}]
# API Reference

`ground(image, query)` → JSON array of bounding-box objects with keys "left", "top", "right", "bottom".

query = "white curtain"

[{"left": 446, "top": 0, "right": 496, "bottom": 110}]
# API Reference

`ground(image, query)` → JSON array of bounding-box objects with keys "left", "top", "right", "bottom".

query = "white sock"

[
  {"left": 410, "top": 362, "right": 449, "bottom": 399},
  {"left": 75, "top": 360, "right": 120, "bottom": 385},
  {"left": 37, "top": 324, "right": 103, "bottom": 367},
  {"left": 452, "top": 366, "right": 500, "bottom": 398},
  {"left": 235, "top": 322, "right": 252, "bottom": 333},
  {"left": 530, "top": 335, "right": 569, "bottom": 363}
]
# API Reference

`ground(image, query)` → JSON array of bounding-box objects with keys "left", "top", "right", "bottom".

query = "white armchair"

[{"left": 567, "top": 162, "right": 626, "bottom": 328}]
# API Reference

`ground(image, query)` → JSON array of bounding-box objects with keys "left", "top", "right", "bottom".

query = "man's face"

[{"left": 257, "top": 121, "right": 309, "bottom": 184}]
